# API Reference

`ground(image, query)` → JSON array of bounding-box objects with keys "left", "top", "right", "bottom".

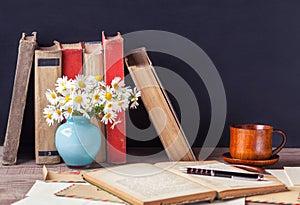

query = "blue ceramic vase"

[{"left": 55, "top": 116, "right": 101, "bottom": 168}]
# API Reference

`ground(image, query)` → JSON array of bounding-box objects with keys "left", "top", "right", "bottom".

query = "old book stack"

[{"left": 3, "top": 32, "right": 197, "bottom": 166}]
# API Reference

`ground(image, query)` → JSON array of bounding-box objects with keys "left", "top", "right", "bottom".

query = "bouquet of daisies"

[{"left": 43, "top": 74, "right": 140, "bottom": 128}]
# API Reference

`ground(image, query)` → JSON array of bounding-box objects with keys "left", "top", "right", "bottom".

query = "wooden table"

[{"left": 1, "top": 147, "right": 299, "bottom": 205}]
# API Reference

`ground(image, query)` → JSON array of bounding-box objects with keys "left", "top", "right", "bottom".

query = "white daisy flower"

[
  {"left": 74, "top": 75, "right": 90, "bottom": 91},
  {"left": 103, "top": 101, "right": 114, "bottom": 113},
  {"left": 92, "top": 90, "right": 102, "bottom": 104},
  {"left": 130, "top": 100, "right": 139, "bottom": 109},
  {"left": 131, "top": 87, "right": 141, "bottom": 100},
  {"left": 45, "top": 89, "right": 59, "bottom": 105},
  {"left": 94, "top": 75, "right": 103, "bottom": 82},
  {"left": 61, "top": 93, "right": 73, "bottom": 106},
  {"left": 115, "top": 99, "right": 129, "bottom": 112},
  {"left": 101, "top": 86, "right": 115, "bottom": 102},
  {"left": 55, "top": 76, "right": 73, "bottom": 95},
  {"left": 88, "top": 75, "right": 103, "bottom": 85},
  {"left": 111, "top": 77, "right": 125, "bottom": 94},
  {"left": 43, "top": 105, "right": 56, "bottom": 126},
  {"left": 52, "top": 107, "right": 64, "bottom": 123},
  {"left": 101, "top": 111, "right": 117, "bottom": 124},
  {"left": 129, "top": 87, "right": 141, "bottom": 109},
  {"left": 71, "top": 90, "right": 88, "bottom": 111},
  {"left": 62, "top": 105, "right": 73, "bottom": 119}
]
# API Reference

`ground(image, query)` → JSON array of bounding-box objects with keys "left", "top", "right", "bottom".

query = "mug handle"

[{"left": 271, "top": 129, "right": 287, "bottom": 156}]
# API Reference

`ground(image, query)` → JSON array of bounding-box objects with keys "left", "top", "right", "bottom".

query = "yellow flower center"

[
  {"left": 67, "top": 107, "right": 73, "bottom": 114},
  {"left": 94, "top": 93, "right": 100, "bottom": 101},
  {"left": 65, "top": 94, "right": 72, "bottom": 102},
  {"left": 107, "top": 103, "right": 113, "bottom": 108},
  {"left": 56, "top": 109, "right": 61, "bottom": 116},
  {"left": 95, "top": 75, "right": 102, "bottom": 82},
  {"left": 105, "top": 113, "right": 111, "bottom": 119},
  {"left": 62, "top": 82, "right": 67, "bottom": 90},
  {"left": 51, "top": 93, "right": 56, "bottom": 99},
  {"left": 117, "top": 101, "right": 124, "bottom": 106},
  {"left": 75, "top": 96, "right": 83, "bottom": 104},
  {"left": 47, "top": 113, "right": 52, "bottom": 119},
  {"left": 78, "top": 81, "right": 86, "bottom": 88},
  {"left": 113, "top": 83, "right": 119, "bottom": 90},
  {"left": 105, "top": 92, "right": 112, "bottom": 101}
]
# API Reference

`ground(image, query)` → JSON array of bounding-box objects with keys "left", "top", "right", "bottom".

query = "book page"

[
  {"left": 284, "top": 167, "right": 300, "bottom": 186},
  {"left": 266, "top": 169, "right": 294, "bottom": 187},
  {"left": 84, "top": 163, "right": 215, "bottom": 203},
  {"left": 155, "top": 161, "right": 283, "bottom": 193}
]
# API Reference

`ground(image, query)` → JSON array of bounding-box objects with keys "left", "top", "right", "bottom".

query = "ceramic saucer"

[{"left": 222, "top": 152, "right": 279, "bottom": 166}]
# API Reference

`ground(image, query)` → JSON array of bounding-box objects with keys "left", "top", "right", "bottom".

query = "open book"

[{"left": 83, "top": 161, "right": 286, "bottom": 205}]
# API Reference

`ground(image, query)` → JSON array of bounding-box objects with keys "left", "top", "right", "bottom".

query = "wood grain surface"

[{"left": 1, "top": 146, "right": 299, "bottom": 205}]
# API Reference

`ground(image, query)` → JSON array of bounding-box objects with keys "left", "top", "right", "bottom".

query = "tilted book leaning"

[
  {"left": 125, "top": 47, "right": 196, "bottom": 161},
  {"left": 2, "top": 32, "right": 37, "bottom": 165}
]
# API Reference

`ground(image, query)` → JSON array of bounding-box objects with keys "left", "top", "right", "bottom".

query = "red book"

[
  {"left": 102, "top": 32, "right": 126, "bottom": 163},
  {"left": 60, "top": 42, "right": 83, "bottom": 79}
]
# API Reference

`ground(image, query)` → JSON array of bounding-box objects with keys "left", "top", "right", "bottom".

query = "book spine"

[
  {"left": 83, "top": 42, "right": 106, "bottom": 163},
  {"left": 125, "top": 48, "right": 196, "bottom": 161},
  {"left": 34, "top": 44, "right": 62, "bottom": 164},
  {"left": 60, "top": 42, "right": 83, "bottom": 79},
  {"left": 102, "top": 32, "right": 126, "bottom": 163},
  {"left": 2, "top": 32, "right": 37, "bottom": 165}
]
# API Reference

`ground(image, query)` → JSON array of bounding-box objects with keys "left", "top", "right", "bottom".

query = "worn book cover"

[
  {"left": 2, "top": 32, "right": 37, "bottom": 165},
  {"left": 83, "top": 41, "right": 106, "bottom": 163},
  {"left": 59, "top": 42, "right": 83, "bottom": 79},
  {"left": 102, "top": 32, "right": 126, "bottom": 163},
  {"left": 34, "top": 43, "right": 62, "bottom": 164},
  {"left": 125, "top": 48, "right": 196, "bottom": 161}
]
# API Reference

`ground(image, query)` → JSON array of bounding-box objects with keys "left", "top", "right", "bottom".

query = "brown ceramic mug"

[{"left": 230, "top": 124, "right": 287, "bottom": 160}]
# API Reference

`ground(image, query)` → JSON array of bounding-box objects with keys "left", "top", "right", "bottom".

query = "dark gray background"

[{"left": 1, "top": 0, "right": 300, "bottom": 152}]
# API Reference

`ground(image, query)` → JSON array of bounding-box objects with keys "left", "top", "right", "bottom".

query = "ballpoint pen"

[{"left": 180, "top": 167, "right": 264, "bottom": 181}]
